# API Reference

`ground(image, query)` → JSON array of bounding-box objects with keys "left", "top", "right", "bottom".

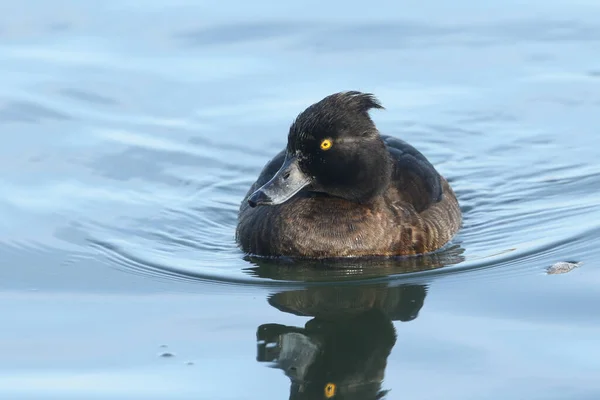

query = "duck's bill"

[{"left": 248, "top": 155, "right": 311, "bottom": 207}]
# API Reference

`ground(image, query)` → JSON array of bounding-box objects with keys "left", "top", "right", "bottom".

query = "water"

[{"left": 1, "top": 1, "right": 600, "bottom": 398}]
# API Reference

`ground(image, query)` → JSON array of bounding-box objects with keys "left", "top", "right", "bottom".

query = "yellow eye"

[
  {"left": 320, "top": 139, "right": 333, "bottom": 151},
  {"left": 324, "top": 383, "right": 336, "bottom": 398}
]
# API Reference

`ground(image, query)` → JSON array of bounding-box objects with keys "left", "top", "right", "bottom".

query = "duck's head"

[{"left": 248, "top": 91, "right": 392, "bottom": 208}]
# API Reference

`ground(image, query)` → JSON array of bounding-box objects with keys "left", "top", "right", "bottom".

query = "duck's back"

[
  {"left": 380, "top": 135, "right": 462, "bottom": 254},
  {"left": 236, "top": 137, "right": 461, "bottom": 258}
]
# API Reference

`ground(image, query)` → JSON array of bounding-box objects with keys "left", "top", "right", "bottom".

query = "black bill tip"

[{"left": 248, "top": 190, "right": 272, "bottom": 208}]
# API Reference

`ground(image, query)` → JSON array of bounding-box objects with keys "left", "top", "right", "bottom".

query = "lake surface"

[{"left": 2, "top": 1, "right": 600, "bottom": 398}]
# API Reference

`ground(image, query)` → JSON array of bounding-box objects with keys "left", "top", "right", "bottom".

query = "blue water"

[{"left": 2, "top": 1, "right": 600, "bottom": 399}]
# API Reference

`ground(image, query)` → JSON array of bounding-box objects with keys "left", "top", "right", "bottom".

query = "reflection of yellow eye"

[
  {"left": 324, "top": 383, "right": 336, "bottom": 398},
  {"left": 320, "top": 139, "right": 333, "bottom": 151}
]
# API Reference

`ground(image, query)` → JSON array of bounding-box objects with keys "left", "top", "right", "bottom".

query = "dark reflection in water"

[
  {"left": 245, "top": 244, "right": 465, "bottom": 282},
  {"left": 257, "top": 283, "right": 427, "bottom": 399}
]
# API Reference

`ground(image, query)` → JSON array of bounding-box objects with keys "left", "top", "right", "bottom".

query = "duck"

[{"left": 236, "top": 91, "right": 461, "bottom": 259}]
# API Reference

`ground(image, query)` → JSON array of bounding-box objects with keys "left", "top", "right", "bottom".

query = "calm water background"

[{"left": 2, "top": 1, "right": 600, "bottom": 399}]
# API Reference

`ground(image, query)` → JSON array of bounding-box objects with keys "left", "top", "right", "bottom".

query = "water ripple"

[
  {"left": 1, "top": 12, "right": 599, "bottom": 291},
  {"left": 30, "top": 95, "right": 600, "bottom": 289}
]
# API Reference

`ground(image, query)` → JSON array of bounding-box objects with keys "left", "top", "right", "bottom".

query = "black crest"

[
  {"left": 328, "top": 91, "right": 385, "bottom": 114},
  {"left": 303, "top": 91, "right": 385, "bottom": 119},
  {"left": 289, "top": 91, "right": 384, "bottom": 143}
]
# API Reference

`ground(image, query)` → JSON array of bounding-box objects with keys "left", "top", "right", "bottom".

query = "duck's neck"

[{"left": 330, "top": 152, "right": 393, "bottom": 204}]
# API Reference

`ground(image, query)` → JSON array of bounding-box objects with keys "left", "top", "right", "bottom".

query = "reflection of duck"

[
  {"left": 237, "top": 91, "right": 462, "bottom": 259},
  {"left": 256, "top": 283, "right": 427, "bottom": 399}
]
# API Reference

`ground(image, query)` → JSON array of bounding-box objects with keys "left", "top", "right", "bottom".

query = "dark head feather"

[
  {"left": 288, "top": 91, "right": 384, "bottom": 145},
  {"left": 333, "top": 91, "right": 385, "bottom": 113}
]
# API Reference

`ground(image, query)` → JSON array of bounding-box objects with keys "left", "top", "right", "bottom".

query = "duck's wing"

[{"left": 382, "top": 135, "right": 443, "bottom": 213}]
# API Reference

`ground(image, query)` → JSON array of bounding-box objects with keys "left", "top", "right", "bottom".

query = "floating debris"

[
  {"left": 159, "top": 344, "right": 168, "bottom": 348},
  {"left": 546, "top": 261, "right": 582, "bottom": 275},
  {"left": 186, "top": 361, "right": 195, "bottom": 366},
  {"left": 159, "top": 352, "right": 175, "bottom": 358}
]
